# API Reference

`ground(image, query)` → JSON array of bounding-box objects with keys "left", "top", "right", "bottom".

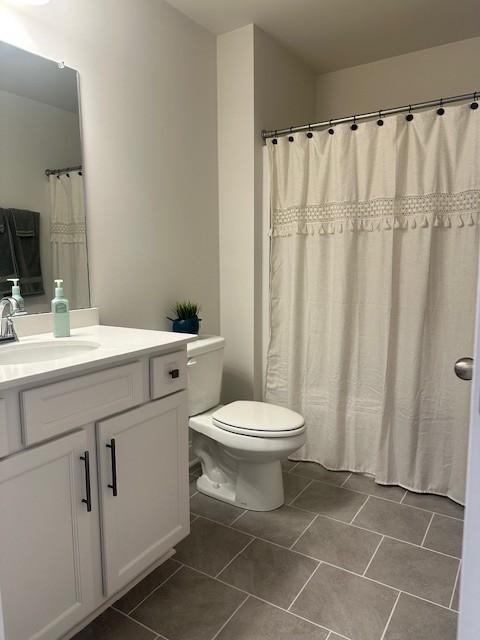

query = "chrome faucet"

[{"left": 0, "top": 297, "right": 20, "bottom": 344}]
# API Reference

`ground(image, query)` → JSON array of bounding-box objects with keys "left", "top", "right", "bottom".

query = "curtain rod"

[
  {"left": 45, "top": 165, "right": 82, "bottom": 177},
  {"left": 261, "top": 90, "right": 479, "bottom": 141}
]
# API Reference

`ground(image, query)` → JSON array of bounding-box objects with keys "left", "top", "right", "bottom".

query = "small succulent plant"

[{"left": 171, "top": 301, "right": 200, "bottom": 320}]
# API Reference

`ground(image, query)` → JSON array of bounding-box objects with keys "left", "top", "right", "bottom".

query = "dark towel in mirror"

[
  {"left": 0, "top": 209, "right": 44, "bottom": 297},
  {"left": 8, "top": 209, "right": 44, "bottom": 296},
  {"left": 0, "top": 208, "right": 16, "bottom": 297}
]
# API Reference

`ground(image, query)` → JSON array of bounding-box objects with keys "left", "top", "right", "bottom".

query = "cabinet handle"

[
  {"left": 169, "top": 368, "right": 180, "bottom": 379},
  {"left": 106, "top": 438, "right": 118, "bottom": 496},
  {"left": 80, "top": 451, "right": 92, "bottom": 512}
]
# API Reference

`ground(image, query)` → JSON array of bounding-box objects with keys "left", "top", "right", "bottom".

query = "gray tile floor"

[{"left": 74, "top": 461, "right": 463, "bottom": 640}]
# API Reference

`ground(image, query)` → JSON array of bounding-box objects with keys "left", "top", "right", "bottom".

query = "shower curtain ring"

[
  {"left": 471, "top": 92, "right": 479, "bottom": 110},
  {"left": 437, "top": 98, "right": 445, "bottom": 116},
  {"left": 350, "top": 115, "right": 358, "bottom": 131},
  {"left": 406, "top": 106, "right": 414, "bottom": 121},
  {"left": 328, "top": 119, "right": 334, "bottom": 135},
  {"left": 288, "top": 127, "right": 294, "bottom": 142},
  {"left": 307, "top": 124, "right": 313, "bottom": 139},
  {"left": 377, "top": 110, "right": 384, "bottom": 126},
  {"left": 272, "top": 130, "right": 278, "bottom": 144}
]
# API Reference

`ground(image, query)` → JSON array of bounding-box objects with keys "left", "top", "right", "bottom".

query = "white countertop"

[{"left": 0, "top": 325, "right": 197, "bottom": 391}]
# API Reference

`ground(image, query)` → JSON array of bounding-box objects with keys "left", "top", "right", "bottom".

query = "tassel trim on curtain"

[{"left": 271, "top": 190, "right": 480, "bottom": 236}]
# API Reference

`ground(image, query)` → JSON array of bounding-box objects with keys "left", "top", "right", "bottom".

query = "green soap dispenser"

[
  {"left": 51, "top": 279, "right": 70, "bottom": 338},
  {"left": 7, "top": 278, "right": 25, "bottom": 313}
]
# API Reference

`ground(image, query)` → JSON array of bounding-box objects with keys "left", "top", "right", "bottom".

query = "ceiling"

[
  {"left": 165, "top": 0, "right": 480, "bottom": 73},
  {"left": 0, "top": 41, "right": 78, "bottom": 112}
]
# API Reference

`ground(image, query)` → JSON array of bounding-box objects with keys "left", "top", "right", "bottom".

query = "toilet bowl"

[{"left": 187, "top": 336, "right": 305, "bottom": 511}]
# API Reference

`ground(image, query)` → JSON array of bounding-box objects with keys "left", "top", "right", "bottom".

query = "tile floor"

[{"left": 74, "top": 461, "right": 463, "bottom": 640}]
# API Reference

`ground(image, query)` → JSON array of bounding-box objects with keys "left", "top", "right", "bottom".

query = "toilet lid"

[{"left": 212, "top": 401, "right": 305, "bottom": 438}]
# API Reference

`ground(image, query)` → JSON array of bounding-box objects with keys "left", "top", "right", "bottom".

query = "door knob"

[{"left": 454, "top": 357, "right": 474, "bottom": 381}]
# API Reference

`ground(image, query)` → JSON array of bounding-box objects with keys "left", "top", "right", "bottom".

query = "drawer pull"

[
  {"left": 106, "top": 438, "right": 118, "bottom": 496},
  {"left": 80, "top": 451, "right": 92, "bottom": 512},
  {"left": 169, "top": 368, "right": 180, "bottom": 379}
]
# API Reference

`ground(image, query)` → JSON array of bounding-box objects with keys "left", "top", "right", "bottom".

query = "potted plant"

[{"left": 168, "top": 301, "right": 201, "bottom": 334}]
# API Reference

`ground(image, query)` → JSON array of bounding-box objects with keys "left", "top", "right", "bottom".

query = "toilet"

[{"left": 188, "top": 336, "right": 306, "bottom": 511}]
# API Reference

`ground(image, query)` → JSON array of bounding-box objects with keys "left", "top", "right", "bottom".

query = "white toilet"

[{"left": 188, "top": 336, "right": 306, "bottom": 511}]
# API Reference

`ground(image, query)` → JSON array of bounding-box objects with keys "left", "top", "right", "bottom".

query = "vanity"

[{"left": 0, "top": 318, "right": 193, "bottom": 640}]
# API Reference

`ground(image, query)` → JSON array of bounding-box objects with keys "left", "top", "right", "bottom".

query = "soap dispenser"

[
  {"left": 51, "top": 279, "right": 70, "bottom": 338},
  {"left": 7, "top": 278, "right": 25, "bottom": 313}
]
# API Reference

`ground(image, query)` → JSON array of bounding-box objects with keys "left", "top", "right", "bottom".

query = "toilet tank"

[{"left": 187, "top": 336, "right": 225, "bottom": 416}]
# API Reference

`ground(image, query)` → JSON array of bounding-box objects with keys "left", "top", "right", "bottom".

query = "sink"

[{"left": 0, "top": 340, "right": 100, "bottom": 365}]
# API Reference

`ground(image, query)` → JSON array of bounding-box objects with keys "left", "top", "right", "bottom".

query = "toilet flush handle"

[{"left": 187, "top": 358, "right": 197, "bottom": 367}]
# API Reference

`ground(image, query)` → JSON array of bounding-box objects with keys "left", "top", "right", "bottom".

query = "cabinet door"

[
  {"left": 98, "top": 392, "right": 189, "bottom": 595},
  {"left": 0, "top": 430, "right": 97, "bottom": 640}
]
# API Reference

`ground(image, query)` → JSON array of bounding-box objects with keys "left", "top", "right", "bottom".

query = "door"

[
  {"left": 97, "top": 392, "right": 189, "bottom": 595},
  {"left": 458, "top": 277, "right": 480, "bottom": 638},
  {"left": 0, "top": 430, "right": 97, "bottom": 640}
]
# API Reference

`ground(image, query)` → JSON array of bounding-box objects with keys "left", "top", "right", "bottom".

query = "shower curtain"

[
  {"left": 265, "top": 103, "right": 480, "bottom": 504},
  {"left": 49, "top": 172, "right": 89, "bottom": 309}
]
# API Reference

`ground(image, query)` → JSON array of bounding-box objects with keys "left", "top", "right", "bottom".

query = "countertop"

[{"left": 0, "top": 324, "right": 197, "bottom": 391}]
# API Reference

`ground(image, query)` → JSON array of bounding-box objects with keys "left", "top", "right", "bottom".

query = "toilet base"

[
  {"left": 190, "top": 413, "right": 305, "bottom": 512},
  {"left": 195, "top": 459, "right": 284, "bottom": 511}
]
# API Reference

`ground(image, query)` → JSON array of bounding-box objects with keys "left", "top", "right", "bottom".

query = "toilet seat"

[{"left": 212, "top": 401, "right": 305, "bottom": 438}]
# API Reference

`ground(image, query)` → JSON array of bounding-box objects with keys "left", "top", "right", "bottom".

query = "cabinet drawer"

[
  {"left": 22, "top": 362, "right": 145, "bottom": 445},
  {"left": 151, "top": 350, "right": 187, "bottom": 399}
]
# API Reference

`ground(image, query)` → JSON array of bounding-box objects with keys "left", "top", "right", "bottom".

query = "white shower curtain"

[
  {"left": 265, "top": 103, "right": 480, "bottom": 504},
  {"left": 49, "top": 172, "right": 89, "bottom": 309}
]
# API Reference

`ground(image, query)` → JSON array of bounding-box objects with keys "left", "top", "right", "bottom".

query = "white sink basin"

[{"left": 0, "top": 340, "right": 100, "bottom": 365}]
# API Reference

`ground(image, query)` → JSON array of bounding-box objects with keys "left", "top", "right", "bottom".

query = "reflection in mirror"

[{"left": 0, "top": 41, "right": 90, "bottom": 313}]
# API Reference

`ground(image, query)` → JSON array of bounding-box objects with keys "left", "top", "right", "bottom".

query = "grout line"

[
  {"left": 126, "top": 563, "right": 184, "bottom": 615},
  {"left": 229, "top": 510, "right": 248, "bottom": 527},
  {"left": 349, "top": 494, "right": 370, "bottom": 524},
  {"left": 181, "top": 562, "right": 333, "bottom": 635},
  {"left": 210, "top": 594, "right": 249, "bottom": 640},
  {"left": 449, "top": 560, "right": 462, "bottom": 610},
  {"left": 317, "top": 559, "right": 457, "bottom": 612},
  {"left": 295, "top": 477, "right": 464, "bottom": 519},
  {"left": 420, "top": 512, "right": 435, "bottom": 548},
  {"left": 289, "top": 514, "right": 319, "bottom": 550},
  {"left": 287, "top": 562, "right": 320, "bottom": 611},
  {"left": 179, "top": 560, "right": 455, "bottom": 640},
  {"left": 287, "top": 478, "right": 314, "bottom": 505},
  {"left": 215, "top": 537, "right": 255, "bottom": 578},
  {"left": 197, "top": 504, "right": 461, "bottom": 566},
  {"left": 283, "top": 506, "right": 461, "bottom": 561},
  {"left": 112, "top": 606, "right": 163, "bottom": 637},
  {"left": 340, "top": 473, "right": 352, "bottom": 487},
  {"left": 379, "top": 591, "right": 401, "bottom": 640},
  {"left": 362, "top": 535, "right": 385, "bottom": 576},
  {"left": 289, "top": 462, "right": 299, "bottom": 473}
]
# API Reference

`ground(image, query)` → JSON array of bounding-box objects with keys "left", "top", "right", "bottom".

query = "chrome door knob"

[{"left": 455, "top": 357, "right": 474, "bottom": 381}]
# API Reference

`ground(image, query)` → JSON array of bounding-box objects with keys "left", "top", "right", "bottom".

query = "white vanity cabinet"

[
  {"left": 0, "top": 337, "right": 191, "bottom": 640},
  {"left": 0, "top": 430, "right": 98, "bottom": 640},
  {"left": 98, "top": 392, "right": 189, "bottom": 595}
]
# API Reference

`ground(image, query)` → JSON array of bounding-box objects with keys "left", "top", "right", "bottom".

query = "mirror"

[{"left": 0, "top": 41, "right": 90, "bottom": 313}]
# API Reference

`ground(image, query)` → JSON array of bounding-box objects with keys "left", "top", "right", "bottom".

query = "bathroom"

[{"left": 0, "top": 0, "right": 479, "bottom": 639}]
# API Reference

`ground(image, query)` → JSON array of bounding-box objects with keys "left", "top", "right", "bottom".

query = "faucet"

[{"left": 0, "top": 297, "right": 20, "bottom": 344}]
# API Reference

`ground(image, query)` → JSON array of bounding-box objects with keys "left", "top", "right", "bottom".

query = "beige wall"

[
  {"left": 217, "top": 24, "right": 316, "bottom": 402},
  {"left": 217, "top": 25, "right": 256, "bottom": 401},
  {"left": 0, "top": 89, "right": 81, "bottom": 313},
  {"left": 0, "top": 0, "right": 219, "bottom": 333},
  {"left": 316, "top": 36, "right": 480, "bottom": 121},
  {"left": 254, "top": 27, "right": 316, "bottom": 398}
]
